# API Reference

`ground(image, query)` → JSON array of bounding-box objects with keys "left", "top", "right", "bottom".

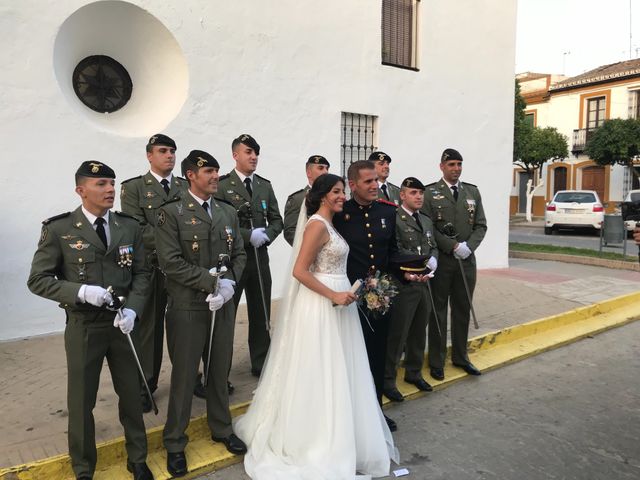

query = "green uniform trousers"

[
  {"left": 428, "top": 252, "right": 477, "bottom": 369},
  {"left": 385, "top": 282, "right": 430, "bottom": 389},
  {"left": 65, "top": 310, "right": 147, "bottom": 478},
  {"left": 163, "top": 307, "right": 234, "bottom": 453},
  {"left": 233, "top": 245, "right": 271, "bottom": 372}
]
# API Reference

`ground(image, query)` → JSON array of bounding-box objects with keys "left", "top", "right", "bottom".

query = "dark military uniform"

[
  {"left": 120, "top": 172, "right": 187, "bottom": 393},
  {"left": 333, "top": 199, "right": 399, "bottom": 403},
  {"left": 421, "top": 180, "right": 487, "bottom": 369},
  {"left": 377, "top": 182, "right": 401, "bottom": 206},
  {"left": 27, "top": 208, "right": 150, "bottom": 479},
  {"left": 384, "top": 207, "right": 438, "bottom": 390},
  {"left": 283, "top": 185, "right": 309, "bottom": 246},
  {"left": 156, "top": 194, "right": 246, "bottom": 453},
  {"left": 215, "top": 170, "right": 283, "bottom": 373}
]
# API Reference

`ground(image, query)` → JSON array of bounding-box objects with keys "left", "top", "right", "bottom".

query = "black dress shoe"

[
  {"left": 383, "top": 387, "right": 404, "bottom": 402},
  {"left": 228, "top": 381, "right": 235, "bottom": 395},
  {"left": 453, "top": 362, "right": 482, "bottom": 376},
  {"left": 127, "top": 460, "right": 154, "bottom": 480},
  {"left": 141, "top": 392, "right": 153, "bottom": 413},
  {"left": 384, "top": 414, "right": 397, "bottom": 432},
  {"left": 211, "top": 433, "right": 247, "bottom": 455},
  {"left": 405, "top": 377, "right": 433, "bottom": 392},
  {"left": 76, "top": 476, "right": 92, "bottom": 480},
  {"left": 430, "top": 367, "right": 445, "bottom": 381},
  {"left": 194, "top": 373, "right": 206, "bottom": 399},
  {"left": 250, "top": 368, "right": 262, "bottom": 378},
  {"left": 166, "top": 451, "right": 187, "bottom": 477}
]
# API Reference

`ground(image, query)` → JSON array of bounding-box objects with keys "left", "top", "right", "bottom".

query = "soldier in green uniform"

[
  {"left": 120, "top": 134, "right": 187, "bottom": 412},
  {"left": 383, "top": 177, "right": 439, "bottom": 403},
  {"left": 421, "top": 148, "right": 487, "bottom": 381},
  {"left": 27, "top": 161, "right": 153, "bottom": 480},
  {"left": 156, "top": 150, "right": 247, "bottom": 477},
  {"left": 370, "top": 151, "right": 401, "bottom": 205},
  {"left": 283, "top": 154, "right": 330, "bottom": 246},
  {"left": 215, "top": 134, "right": 283, "bottom": 376}
]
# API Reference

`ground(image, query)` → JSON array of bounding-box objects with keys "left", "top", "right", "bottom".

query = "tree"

[{"left": 585, "top": 118, "right": 640, "bottom": 169}]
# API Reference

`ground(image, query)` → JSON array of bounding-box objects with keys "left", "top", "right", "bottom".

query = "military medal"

[
  {"left": 426, "top": 230, "right": 436, "bottom": 247},
  {"left": 117, "top": 244, "right": 134, "bottom": 268},
  {"left": 344, "top": 214, "right": 350, "bottom": 221},
  {"left": 192, "top": 241, "right": 199, "bottom": 253},
  {"left": 381, "top": 218, "right": 386, "bottom": 229},
  {"left": 145, "top": 191, "right": 155, "bottom": 198},
  {"left": 78, "top": 262, "right": 86, "bottom": 282},
  {"left": 224, "top": 226, "right": 233, "bottom": 253}
]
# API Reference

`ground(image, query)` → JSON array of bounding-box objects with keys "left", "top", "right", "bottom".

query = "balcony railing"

[{"left": 572, "top": 128, "right": 597, "bottom": 154}]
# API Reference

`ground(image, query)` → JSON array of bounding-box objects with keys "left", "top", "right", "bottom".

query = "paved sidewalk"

[{"left": 2, "top": 258, "right": 640, "bottom": 469}]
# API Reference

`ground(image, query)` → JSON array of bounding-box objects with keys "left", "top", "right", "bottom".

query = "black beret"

[
  {"left": 441, "top": 148, "right": 463, "bottom": 163},
  {"left": 184, "top": 150, "right": 219, "bottom": 169},
  {"left": 390, "top": 254, "right": 430, "bottom": 274},
  {"left": 401, "top": 177, "right": 425, "bottom": 190},
  {"left": 233, "top": 134, "right": 260, "bottom": 155},
  {"left": 306, "top": 155, "right": 330, "bottom": 167},
  {"left": 76, "top": 161, "right": 115, "bottom": 179},
  {"left": 147, "top": 134, "right": 176, "bottom": 150},
  {"left": 368, "top": 151, "right": 392, "bottom": 163}
]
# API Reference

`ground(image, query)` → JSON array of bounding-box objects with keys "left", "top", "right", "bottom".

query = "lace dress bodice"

[{"left": 307, "top": 214, "right": 349, "bottom": 275}]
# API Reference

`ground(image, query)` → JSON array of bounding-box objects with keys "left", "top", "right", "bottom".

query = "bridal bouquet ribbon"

[{"left": 354, "top": 271, "right": 399, "bottom": 330}]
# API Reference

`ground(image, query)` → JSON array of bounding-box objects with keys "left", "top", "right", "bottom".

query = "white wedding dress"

[{"left": 235, "top": 213, "right": 398, "bottom": 479}]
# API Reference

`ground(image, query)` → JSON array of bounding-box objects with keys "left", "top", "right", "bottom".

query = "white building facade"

[{"left": 1, "top": 0, "right": 516, "bottom": 339}]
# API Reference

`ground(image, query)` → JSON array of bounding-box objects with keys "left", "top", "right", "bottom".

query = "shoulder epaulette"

[
  {"left": 255, "top": 174, "right": 271, "bottom": 183},
  {"left": 176, "top": 176, "right": 187, "bottom": 181},
  {"left": 287, "top": 188, "right": 305, "bottom": 198},
  {"left": 114, "top": 211, "right": 140, "bottom": 222},
  {"left": 376, "top": 199, "right": 398, "bottom": 208},
  {"left": 160, "top": 196, "right": 182, "bottom": 207},
  {"left": 42, "top": 212, "right": 70, "bottom": 225},
  {"left": 388, "top": 182, "right": 400, "bottom": 189},
  {"left": 121, "top": 175, "right": 142, "bottom": 185},
  {"left": 213, "top": 197, "right": 234, "bottom": 208},
  {"left": 425, "top": 182, "right": 438, "bottom": 187},
  {"left": 219, "top": 174, "right": 231, "bottom": 181},
  {"left": 461, "top": 181, "right": 477, "bottom": 188}
]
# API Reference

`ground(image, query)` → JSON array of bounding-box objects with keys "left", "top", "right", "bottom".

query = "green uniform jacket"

[
  {"left": 283, "top": 186, "right": 309, "bottom": 246},
  {"left": 215, "top": 170, "right": 283, "bottom": 247},
  {"left": 395, "top": 208, "right": 438, "bottom": 259},
  {"left": 377, "top": 182, "right": 401, "bottom": 206},
  {"left": 120, "top": 172, "right": 188, "bottom": 257},
  {"left": 155, "top": 196, "right": 247, "bottom": 310},
  {"left": 27, "top": 208, "right": 150, "bottom": 316},
  {"left": 421, "top": 180, "right": 487, "bottom": 253}
]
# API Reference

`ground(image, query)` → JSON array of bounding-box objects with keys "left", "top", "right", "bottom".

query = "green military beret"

[
  {"left": 306, "top": 155, "right": 330, "bottom": 167},
  {"left": 401, "top": 177, "right": 425, "bottom": 191},
  {"left": 147, "top": 133, "right": 177, "bottom": 150},
  {"left": 76, "top": 161, "right": 115, "bottom": 179}
]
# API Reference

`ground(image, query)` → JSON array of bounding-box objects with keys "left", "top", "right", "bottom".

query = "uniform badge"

[
  {"left": 381, "top": 218, "right": 387, "bottom": 229},
  {"left": 145, "top": 191, "right": 156, "bottom": 198},
  {"left": 61, "top": 234, "right": 77, "bottom": 240},
  {"left": 344, "top": 214, "right": 350, "bottom": 221},
  {"left": 188, "top": 217, "right": 202, "bottom": 225},
  {"left": 75, "top": 221, "right": 83, "bottom": 228},
  {"left": 426, "top": 231, "right": 436, "bottom": 248},
  {"left": 192, "top": 241, "right": 199, "bottom": 253},
  {"left": 231, "top": 180, "right": 236, "bottom": 186},
  {"left": 117, "top": 244, "right": 134, "bottom": 268},
  {"left": 234, "top": 195, "right": 241, "bottom": 201},
  {"left": 89, "top": 162, "right": 102, "bottom": 174},
  {"left": 188, "top": 203, "right": 195, "bottom": 208},
  {"left": 157, "top": 210, "right": 166, "bottom": 226},
  {"left": 224, "top": 225, "right": 234, "bottom": 252},
  {"left": 227, "top": 190, "right": 234, "bottom": 194},
  {"left": 261, "top": 200, "right": 267, "bottom": 211},
  {"left": 176, "top": 203, "right": 183, "bottom": 215},
  {"left": 70, "top": 241, "right": 90, "bottom": 250},
  {"left": 39, "top": 227, "right": 48, "bottom": 245}
]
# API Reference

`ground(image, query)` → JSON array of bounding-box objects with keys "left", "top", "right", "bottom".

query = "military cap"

[
  {"left": 390, "top": 253, "right": 430, "bottom": 274},
  {"left": 306, "top": 155, "right": 330, "bottom": 167},
  {"left": 368, "top": 151, "right": 392, "bottom": 163},
  {"left": 147, "top": 133, "right": 177, "bottom": 150},
  {"left": 401, "top": 177, "right": 425, "bottom": 191},
  {"left": 76, "top": 161, "right": 115, "bottom": 178},
  {"left": 441, "top": 148, "right": 463, "bottom": 163},
  {"left": 182, "top": 150, "right": 220, "bottom": 175},
  {"left": 232, "top": 133, "right": 260, "bottom": 155}
]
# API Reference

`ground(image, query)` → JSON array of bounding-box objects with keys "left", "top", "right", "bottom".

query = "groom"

[{"left": 334, "top": 160, "right": 401, "bottom": 432}]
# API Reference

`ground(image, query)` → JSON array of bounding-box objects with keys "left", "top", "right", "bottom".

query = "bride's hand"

[{"left": 331, "top": 291, "right": 357, "bottom": 306}]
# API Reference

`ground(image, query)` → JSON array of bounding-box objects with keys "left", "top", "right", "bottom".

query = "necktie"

[
  {"left": 244, "top": 178, "right": 253, "bottom": 197},
  {"left": 412, "top": 212, "right": 422, "bottom": 230},
  {"left": 380, "top": 184, "right": 389, "bottom": 200},
  {"left": 160, "top": 178, "right": 170, "bottom": 195},
  {"left": 94, "top": 217, "right": 108, "bottom": 248},
  {"left": 451, "top": 185, "right": 459, "bottom": 201},
  {"left": 202, "top": 201, "right": 211, "bottom": 217}
]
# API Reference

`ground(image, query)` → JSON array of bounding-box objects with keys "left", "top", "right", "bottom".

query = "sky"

[{"left": 516, "top": 0, "right": 640, "bottom": 77}]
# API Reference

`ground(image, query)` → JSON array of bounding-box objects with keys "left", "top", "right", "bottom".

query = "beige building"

[{"left": 512, "top": 59, "right": 640, "bottom": 216}]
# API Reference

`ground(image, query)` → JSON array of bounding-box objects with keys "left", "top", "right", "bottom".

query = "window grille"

[
  {"left": 340, "top": 112, "right": 378, "bottom": 178},
  {"left": 73, "top": 55, "right": 132, "bottom": 113}
]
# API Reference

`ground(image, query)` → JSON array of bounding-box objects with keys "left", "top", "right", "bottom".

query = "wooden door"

[{"left": 581, "top": 166, "right": 605, "bottom": 201}]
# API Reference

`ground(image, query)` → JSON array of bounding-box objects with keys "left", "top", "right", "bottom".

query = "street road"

[{"left": 199, "top": 321, "right": 640, "bottom": 480}]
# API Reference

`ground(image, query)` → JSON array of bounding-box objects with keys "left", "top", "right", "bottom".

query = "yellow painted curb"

[{"left": 3, "top": 291, "right": 639, "bottom": 479}]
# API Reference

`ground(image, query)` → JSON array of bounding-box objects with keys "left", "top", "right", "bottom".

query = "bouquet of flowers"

[{"left": 356, "top": 270, "right": 399, "bottom": 317}]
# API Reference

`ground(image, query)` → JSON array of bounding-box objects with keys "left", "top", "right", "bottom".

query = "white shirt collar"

[
  {"left": 149, "top": 170, "right": 173, "bottom": 185},
  {"left": 81, "top": 207, "right": 109, "bottom": 226},
  {"left": 378, "top": 181, "right": 388, "bottom": 189},
  {"left": 442, "top": 178, "right": 460, "bottom": 189},
  {"left": 401, "top": 204, "right": 416, "bottom": 216},
  {"left": 235, "top": 169, "right": 254, "bottom": 183},
  {"left": 188, "top": 189, "right": 211, "bottom": 208}
]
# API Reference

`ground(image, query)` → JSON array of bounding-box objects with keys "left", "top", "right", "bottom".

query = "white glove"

[
  {"left": 427, "top": 256, "right": 438, "bottom": 272},
  {"left": 81, "top": 285, "right": 113, "bottom": 307},
  {"left": 206, "top": 293, "right": 224, "bottom": 312},
  {"left": 114, "top": 308, "right": 136, "bottom": 334},
  {"left": 249, "top": 228, "right": 270, "bottom": 248},
  {"left": 218, "top": 278, "right": 236, "bottom": 303},
  {"left": 454, "top": 241, "right": 472, "bottom": 260}
]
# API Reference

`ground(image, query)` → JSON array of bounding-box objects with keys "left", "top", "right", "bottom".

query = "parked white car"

[
  {"left": 544, "top": 190, "right": 604, "bottom": 235},
  {"left": 623, "top": 189, "right": 640, "bottom": 233}
]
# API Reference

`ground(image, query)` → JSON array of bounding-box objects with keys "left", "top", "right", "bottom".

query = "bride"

[{"left": 235, "top": 173, "right": 398, "bottom": 479}]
